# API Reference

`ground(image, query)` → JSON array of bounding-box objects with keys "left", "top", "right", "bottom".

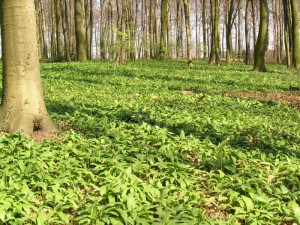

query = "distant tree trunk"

[
  {"left": 245, "top": 0, "right": 251, "bottom": 64},
  {"left": 159, "top": 0, "right": 168, "bottom": 59},
  {"left": 61, "top": 0, "right": 71, "bottom": 62},
  {"left": 69, "top": 0, "right": 77, "bottom": 59},
  {"left": 195, "top": 0, "right": 199, "bottom": 60},
  {"left": 167, "top": 1, "right": 172, "bottom": 59},
  {"left": 290, "top": 0, "right": 300, "bottom": 69},
  {"left": 213, "top": 0, "right": 221, "bottom": 65},
  {"left": 115, "top": 0, "right": 124, "bottom": 65},
  {"left": 202, "top": 0, "right": 207, "bottom": 59},
  {"left": 208, "top": 0, "right": 215, "bottom": 64},
  {"left": 225, "top": 0, "right": 235, "bottom": 64},
  {"left": 108, "top": 0, "right": 114, "bottom": 59},
  {"left": 237, "top": 2, "right": 242, "bottom": 59},
  {"left": 75, "top": 0, "right": 87, "bottom": 61},
  {"left": 56, "top": 0, "right": 64, "bottom": 59},
  {"left": 99, "top": 0, "right": 106, "bottom": 59},
  {"left": 183, "top": 0, "right": 192, "bottom": 67},
  {"left": 283, "top": 0, "right": 292, "bottom": 67},
  {"left": 176, "top": 0, "right": 184, "bottom": 59},
  {"left": 253, "top": 0, "right": 269, "bottom": 72},
  {"left": 51, "top": 0, "right": 56, "bottom": 58},
  {"left": 251, "top": 1, "right": 257, "bottom": 59},
  {"left": 85, "top": 0, "right": 92, "bottom": 60},
  {"left": 0, "top": 0, "right": 57, "bottom": 135},
  {"left": 36, "top": 0, "right": 48, "bottom": 58},
  {"left": 149, "top": 0, "right": 154, "bottom": 58}
]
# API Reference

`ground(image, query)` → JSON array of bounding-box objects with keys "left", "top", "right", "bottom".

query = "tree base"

[{"left": 0, "top": 108, "right": 57, "bottom": 137}]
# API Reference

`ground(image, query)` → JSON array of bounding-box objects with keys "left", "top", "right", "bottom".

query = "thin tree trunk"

[
  {"left": 61, "top": 0, "right": 71, "bottom": 61},
  {"left": 245, "top": 0, "right": 251, "bottom": 64},
  {"left": 213, "top": 0, "right": 221, "bottom": 65},
  {"left": 183, "top": 0, "right": 192, "bottom": 67},
  {"left": 202, "top": 0, "right": 207, "bottom": 59},
  {"left": 51, "top": 0, "right": 56, "bottom": 58}
]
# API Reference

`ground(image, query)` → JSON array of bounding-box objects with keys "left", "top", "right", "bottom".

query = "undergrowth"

[{"left": 0, "top": 60, "right": 299, "bottom": 224}]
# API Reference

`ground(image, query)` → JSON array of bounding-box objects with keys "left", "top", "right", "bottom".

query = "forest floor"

[
  {"left": 0, "top": 60, "right": 299, "bottom": 224},
  {"left": 228, "top": 91, "right": 300, "bottom": 110}
]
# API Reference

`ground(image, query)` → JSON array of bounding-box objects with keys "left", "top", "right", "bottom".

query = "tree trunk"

[
  {"left": 99, "top": 0, "right": 106, "bottom": 59},
  {"left": 75, "top": 0, "right": 87, "bottom": 62},
  {"left": 208, "top": 0, "right": 215, "bottom": 64},
  {"left": 183, "top": 0, "right": 192, "bottom": 67},
  {"left": 225, "top": 0, "right": 234, "bottom": 64},
  {"left": 56, "top": 0, "right": 64, "bottom": 59},
  {"left": 85, "top": 0, "right": 92, "bottom": 60},
  {"left": 51, "top": 0, "right": 56, "bottom": 58},
  {"left": 283, "top": 0, "right": 292, "bottom": 67},
  {"left": 0, "top": 0, "right": 57, "bottom": 136},
  {"left": 251, "top": 1, "right": 257, "bottom": 59},
  {"left": 202, "top": 0, "right": 207, "bottom": 59},
  {"left": 245, "top": 0, "right": 251, "bottom": 64},
  {"left": 176, "top": 0, "right": 184, "bottom": 59},
  {"left": 253, "top": 0, "right": 269, "bottom": 72},
  {"left": 69, "top": 0, "right": 77, "bottom": 59},
  {"left": 213, "top": 0, "right": 221, "bottom": 66},
  {"left": 61, "top": 0, "right": 71, "bottom": 62},
  {"left": 290, "top": 0, "right": 300, "bottom": 69},
  {"left": 159, "top": 0, "right": 168, "bottom": 59}
]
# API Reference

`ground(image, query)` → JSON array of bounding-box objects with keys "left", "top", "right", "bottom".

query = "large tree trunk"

[
  {"left": 253, "top": 0, "right": 269, "bottom": 72},
  {"left": 75, "top": 0, "right": 87, "bottom": 61},
  {"left": 0, "top": 0, "right": 57, "bottom": 136}
]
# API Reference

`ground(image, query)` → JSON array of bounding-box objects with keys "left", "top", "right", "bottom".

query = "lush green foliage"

[{"left": 0, "top": 60, "right": 300, "bottom": 224}]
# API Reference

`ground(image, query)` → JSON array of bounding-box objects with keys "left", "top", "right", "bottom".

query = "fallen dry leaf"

[{"left": 182, "top": 91, "right": 193, "bottom": 95}]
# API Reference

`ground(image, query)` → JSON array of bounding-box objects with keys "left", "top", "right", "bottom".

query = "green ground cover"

[{"left": 0, "top": 60, "right": 300, "bottom": 224}]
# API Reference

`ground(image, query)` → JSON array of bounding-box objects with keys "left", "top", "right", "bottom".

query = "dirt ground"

[{"left": 228, "top": 91, "right": 300, "bottom": 110}]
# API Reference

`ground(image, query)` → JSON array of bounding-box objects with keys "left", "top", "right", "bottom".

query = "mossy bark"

[
  {"left": 253, "top": 0, "right": 269, "bottom": 72},
  {"left": 0, "top": 0, "right": 57, "bottom": 136}
]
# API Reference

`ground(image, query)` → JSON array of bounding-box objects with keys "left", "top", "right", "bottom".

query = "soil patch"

[{"left": 228, "top": 91, "right": 300, "bottom": 110}]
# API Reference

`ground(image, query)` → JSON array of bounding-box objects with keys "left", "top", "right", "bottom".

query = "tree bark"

[
  {"left": 0, "top": 0, "right": 57, "bottom": 136},
  {"left": 75, "top": 0, "right": 87, "bottom": 62},
  {"left": 253, "top": 0, "right": 269, "bottom": 72}
]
